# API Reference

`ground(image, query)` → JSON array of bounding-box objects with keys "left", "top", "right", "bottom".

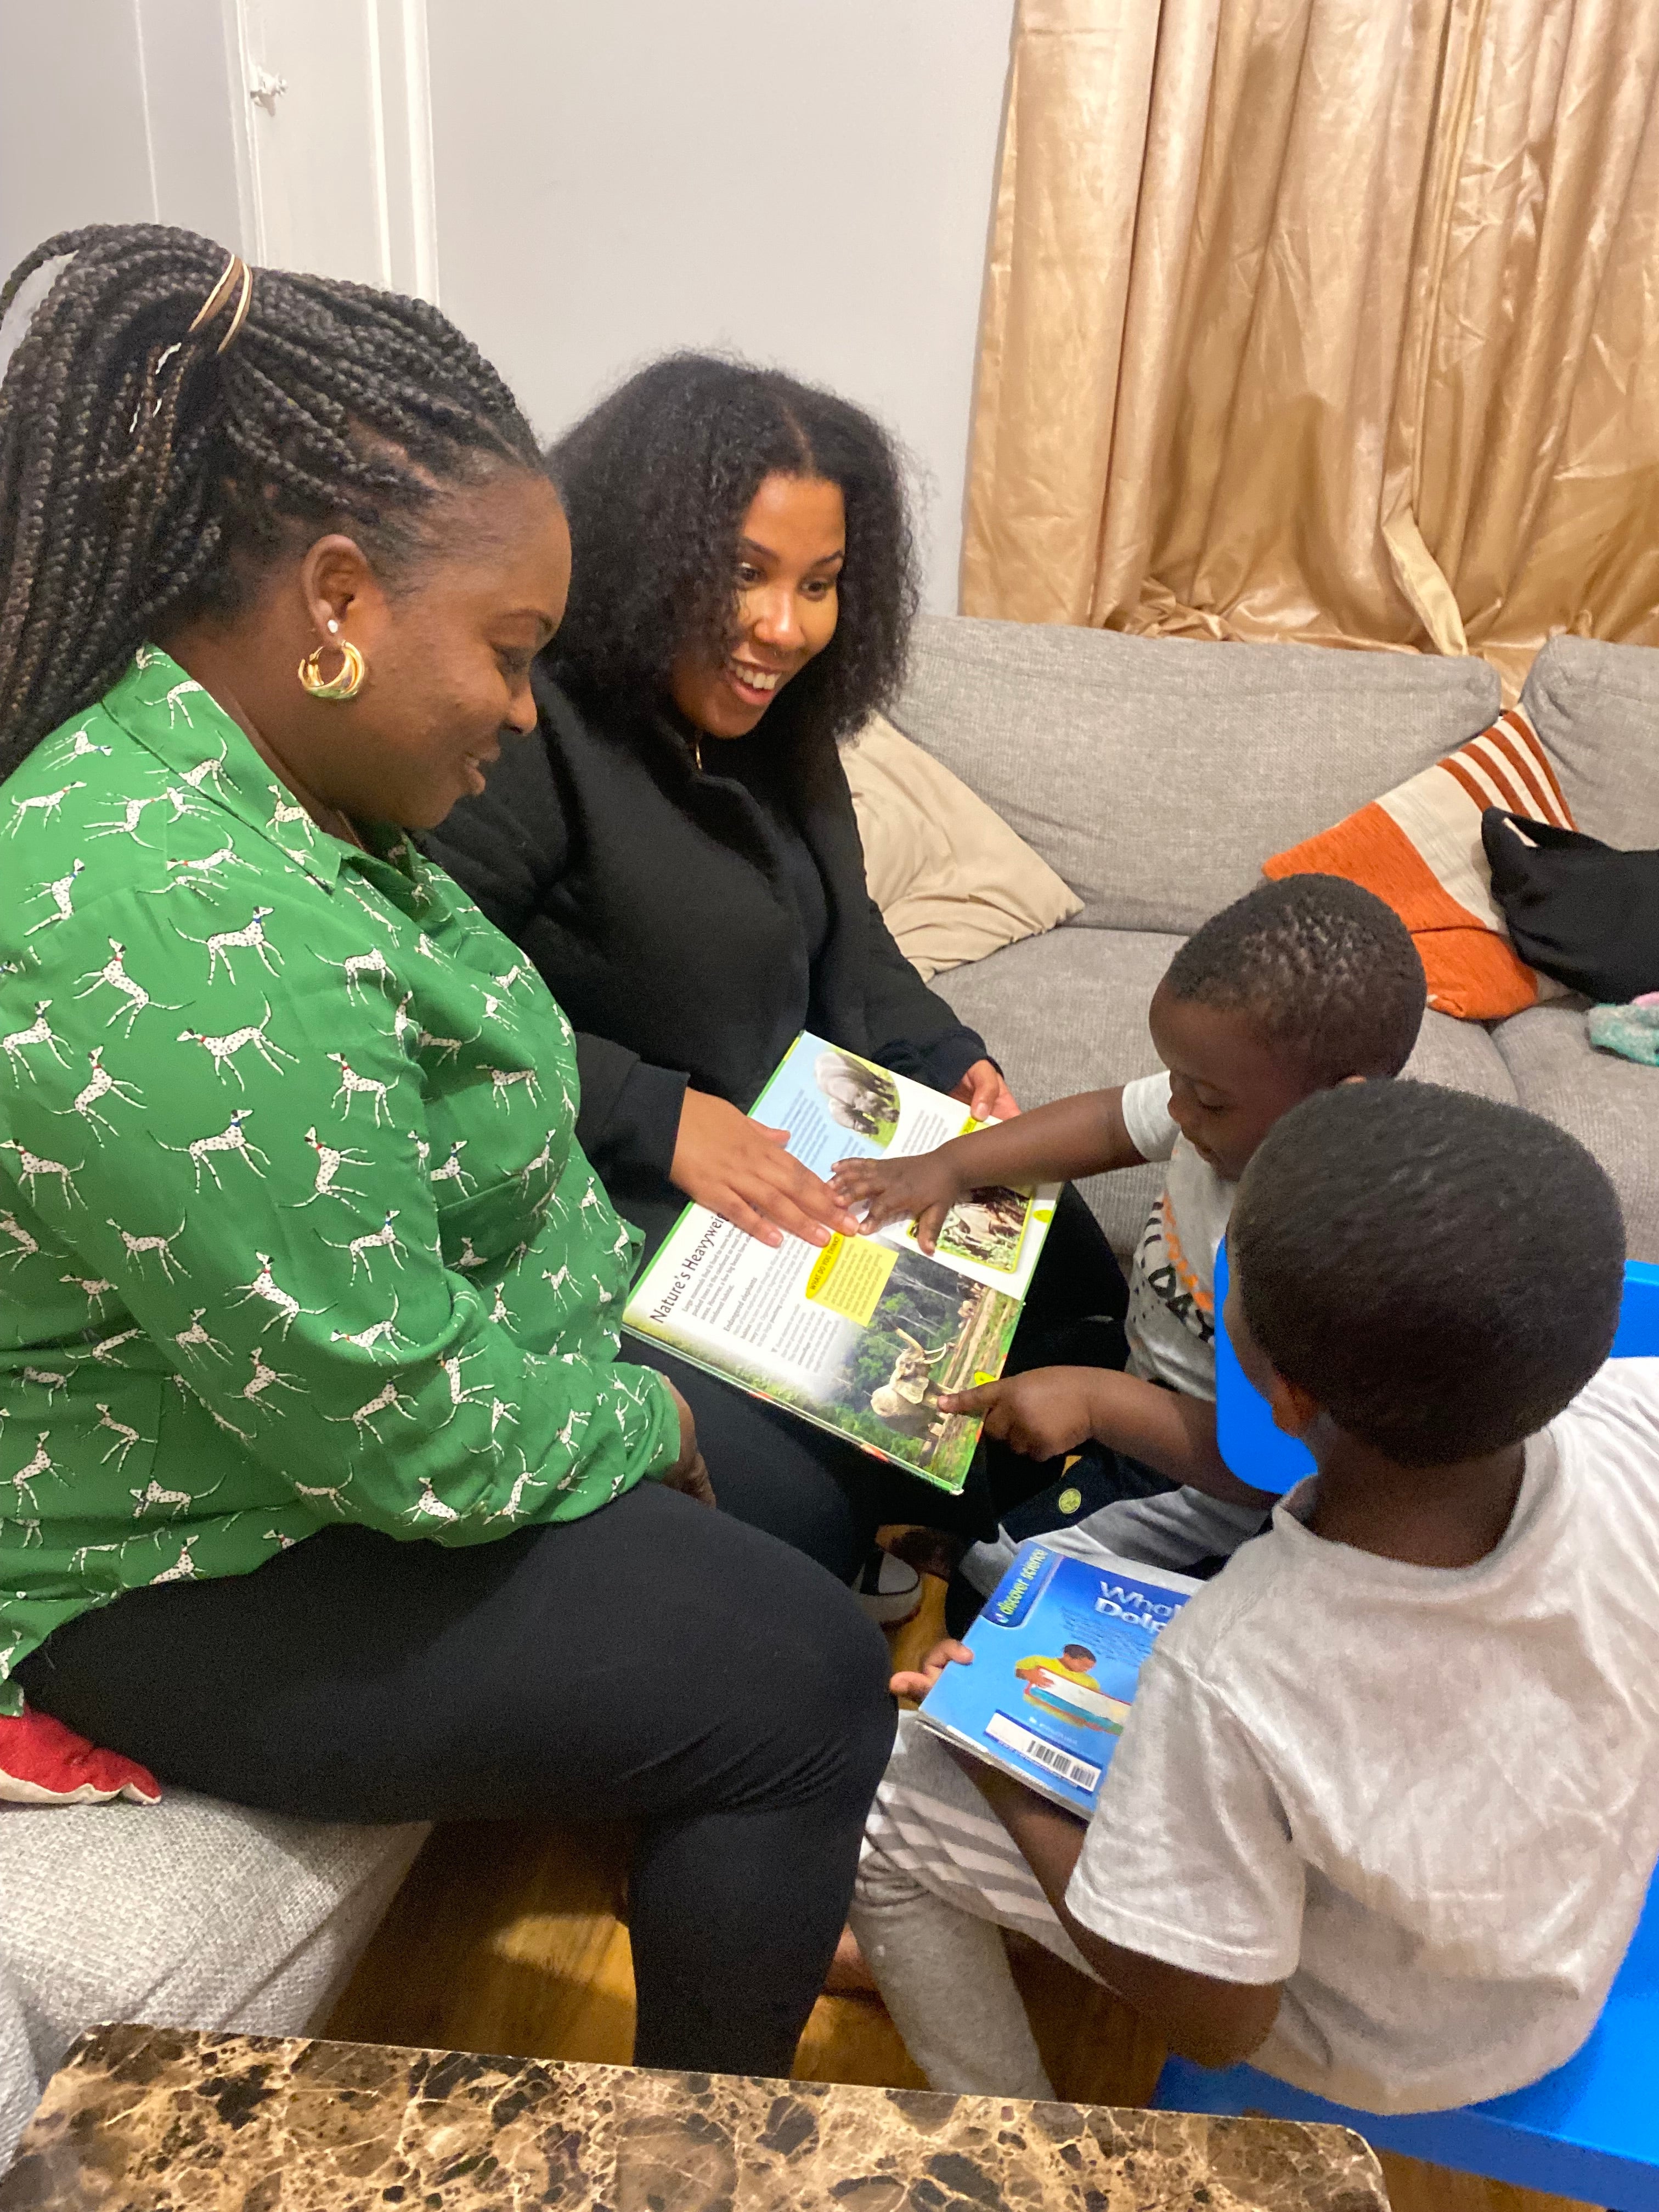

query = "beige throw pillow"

[{"left": 844, "top": 712, "right": 1082, "bottom": 980}]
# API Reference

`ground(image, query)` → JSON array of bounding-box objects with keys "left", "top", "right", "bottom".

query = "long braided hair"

[{"left": 0, "top": 224, "right": 543, "bottom": 776}]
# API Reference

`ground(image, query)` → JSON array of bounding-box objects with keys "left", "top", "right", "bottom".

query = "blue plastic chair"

[
  {"left": 1154, "top": 1877, "right": 1659, "bottom": 2205},
  {"left": 1211, "top": 1251, "right": 1659, "bottom": 1496},
  {"left": 1160, "top": 1254, "right": 1659, "bottom": 2203}
]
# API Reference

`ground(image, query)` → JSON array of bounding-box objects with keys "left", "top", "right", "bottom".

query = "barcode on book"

[{"left": 986, "top": 1711, "right": 1101, "bottom": 1793}]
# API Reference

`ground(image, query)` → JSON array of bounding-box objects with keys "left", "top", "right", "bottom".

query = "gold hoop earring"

[{"left": 297, "top": 640, "right": 366, "bottom": 701}]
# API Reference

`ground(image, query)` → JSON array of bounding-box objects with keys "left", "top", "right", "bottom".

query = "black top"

[
  {"left": 425, "top": 668, "right": 988, "bottom": 1244},
  {"left": 717, "top": 741, "right": 832, "bottom": 986}
]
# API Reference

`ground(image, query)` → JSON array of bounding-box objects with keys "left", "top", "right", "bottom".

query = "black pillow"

[{"left": 1482, "top": 809, "right": 1659, "bottom": 1004}]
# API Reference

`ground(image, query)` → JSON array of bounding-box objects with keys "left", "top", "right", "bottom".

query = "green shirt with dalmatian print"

[{"left": 0, "top": 647, "right": 679, "bottom": 1713}]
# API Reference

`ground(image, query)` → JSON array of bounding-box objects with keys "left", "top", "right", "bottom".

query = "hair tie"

[{"left": 187, "top": 251, "right": 253, "bottom": 356}]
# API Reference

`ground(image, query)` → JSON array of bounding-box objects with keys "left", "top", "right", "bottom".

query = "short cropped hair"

[
  {"left": 1232, "top": 1081, "right": 1624, "bottom": 1464},
  {"left": 1166, "top": 876, "right": 1425, "bottom": 1085}
]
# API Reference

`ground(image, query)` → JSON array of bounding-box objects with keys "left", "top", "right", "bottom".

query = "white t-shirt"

[
  {"left": 1120, "top": 1071, "right": 1233, "bottom": 1402},
  {"left": 957, "top": 1073, "right": 1255, "bottom": 1596},
  {"left": 1066, "top": 1358, "right": 1659, "bottom": 2113}
]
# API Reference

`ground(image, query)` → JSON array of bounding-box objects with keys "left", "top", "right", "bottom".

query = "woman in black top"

[{"left": 428, "top": 357, "right": 1127, "bottom": 1585}]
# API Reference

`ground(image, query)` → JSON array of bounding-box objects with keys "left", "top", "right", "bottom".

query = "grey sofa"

[
  {"left": 888, "top": 618, "right": 1659, "bottom": 1263},
  {"left": 0, "top": 1795, "right": 425, "bottom": 2165}
]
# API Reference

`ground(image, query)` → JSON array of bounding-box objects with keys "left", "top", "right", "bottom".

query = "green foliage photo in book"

[{"left": 622, "top": 1033, "right": 1058, "bottom": 1493}]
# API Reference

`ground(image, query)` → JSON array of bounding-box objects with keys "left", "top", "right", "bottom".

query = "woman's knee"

[{"left": 764, "top": 1555, "right": 896, "bottom": 1801}]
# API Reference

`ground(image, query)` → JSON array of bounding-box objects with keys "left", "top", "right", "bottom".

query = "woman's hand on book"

[
  {"left": 831, "top": 1151, "right": 963, "bottom": 1251},
  {"left": 671, "top": 1087, "right": 861, "bottom": 1249},
  {"left": 950, "top": 1059, "right": 1020, "bottom": 1123},
  {"left": 939, "top": 1367, "right": 1104, "bottom": 1461},
  {"left": 890, "top": 1636, "right": 973, "bottom": 1703}
]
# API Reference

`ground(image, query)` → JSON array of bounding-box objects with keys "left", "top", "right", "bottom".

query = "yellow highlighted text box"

[{"left": 805, "top": 1234, "right": 897, "bottom": 1326}]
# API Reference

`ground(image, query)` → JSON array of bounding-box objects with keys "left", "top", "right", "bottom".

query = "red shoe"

[{"left": 0, "top": 1705, "right": 160, "bottom": 1805}]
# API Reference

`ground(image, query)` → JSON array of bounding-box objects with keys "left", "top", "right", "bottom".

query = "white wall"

[
  {"left": 224, "top": 0, "right": 438, "bottom": 297},
  {"left": 2, "top": 2, "right": 1013, "bottom": 611},
  {"left": 426, "top": 1, "right": 1015, "bottom": 610},
  {"left": 0, "top": 1, "right": 245, "bottom": 284},
  {"left": 0, "top": 1, "right": 435, "bottom": 312}
]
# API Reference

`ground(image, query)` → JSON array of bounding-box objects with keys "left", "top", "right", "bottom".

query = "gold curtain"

[{"left": 962, "top": 0, "right": 1659, "bottom": 696}]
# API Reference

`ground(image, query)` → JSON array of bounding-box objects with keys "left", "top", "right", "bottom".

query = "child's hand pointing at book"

[{"left": 940, "top": 1367, "right": 1105, "bottom": 1462}]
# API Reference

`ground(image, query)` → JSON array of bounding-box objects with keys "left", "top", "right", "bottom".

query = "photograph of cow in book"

[
  {"left": 823, "top": 1250, "right": 1020, "bottom": 1488},
  {"left": 814, "top": 1046, "right": 901, "bottom": 1148},
  {"left": 932, "top": 1182, "right": 1032, "bottom": 1273}
]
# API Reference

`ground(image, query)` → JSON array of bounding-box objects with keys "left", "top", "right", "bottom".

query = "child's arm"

[
  {"left": 941, "top": 1368, "right": 1273, "bottom": 1506},
  {"left": 960, "top": 1757, "right": 1283, "bottom": 2069},
  {"left": 902, "top": 1647, "right": 1286, "bottom": 2063},
  {"left": 833, "top": 1087, "right": 1144, "bottom": 1254}
]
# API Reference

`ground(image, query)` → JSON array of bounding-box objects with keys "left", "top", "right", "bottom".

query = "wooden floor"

[{"left": 327, "top": 1568, "right": 1599, "bottom": 2212}]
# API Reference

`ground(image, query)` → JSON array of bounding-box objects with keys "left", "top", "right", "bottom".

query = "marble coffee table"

[{"left": 0, "top": 2025, "right": 1388, "bottom": 2211}]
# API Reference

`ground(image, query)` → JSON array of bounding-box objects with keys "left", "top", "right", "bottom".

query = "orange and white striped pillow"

[{"left": 1262, "top": 709, "right": 1577, "bottom": 1021}]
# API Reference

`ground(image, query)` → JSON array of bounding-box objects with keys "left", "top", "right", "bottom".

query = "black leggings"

[
  {"left": 17, "top": 1482, "right": 896, "bottom": 2079},
  {"left": 635, "top": 1182, "right": 1131, "bottom": 1579}
]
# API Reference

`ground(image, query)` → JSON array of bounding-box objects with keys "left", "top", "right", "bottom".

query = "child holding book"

[
  {"left": 833, "top": 874, "right": 1426, "bottom": 1615},
  {"left": 852, "top": 1082, "right": 1658, "bottom": 2113}
]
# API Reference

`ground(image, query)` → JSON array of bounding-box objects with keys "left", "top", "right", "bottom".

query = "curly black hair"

[
  {"left": 544, "top": 354, "right": 918, "bottom": 754},
  {"left": 0, "top": 223, "right": 543, "bottom": 772},
  {"left": 1166, "top": 874, "right": 1426, "bottom": 1083},
  {"left": 1232, "top": 1080, "right": 1624, "bottom": 1464}
]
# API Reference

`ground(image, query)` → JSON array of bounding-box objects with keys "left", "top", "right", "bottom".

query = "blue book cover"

[{"left": 917, "top": 1539, "right": 1200, "bottom": 1814}]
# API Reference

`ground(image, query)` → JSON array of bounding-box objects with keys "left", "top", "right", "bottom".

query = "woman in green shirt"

[{"left": 0, "top": 224, "right": 894, "bottom": 2076}]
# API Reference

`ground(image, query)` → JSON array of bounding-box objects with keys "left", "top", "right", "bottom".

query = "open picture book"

[
  {"left": 917, "top": 1539, "right": 1199, "bottom": 1813},
  {"left": 622, "top": 1032, "right": 1059, "bottom": 1493}
]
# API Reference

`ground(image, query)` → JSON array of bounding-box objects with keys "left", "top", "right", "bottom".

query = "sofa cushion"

[
  {"left": 0, "top": 1792, "right": 425, "bottom": 2169},
  {"left": 1521, "top": 637, "right": 1659, "bottom": 850},
  {"left": 889, "top": 616, "right": 1501, "bottom": 938},
  {"left": 1401, "top": 1010, "right": 1522, "bottom": 1105},
  {"left": 0, "top": 1959, "right": 35, "bottom": 2186},
  {"left": 1492, "top": 1003, "right": 1659, "bottom": 1263},
  {"left": 933, "top": 926, "right": 1174, "bottom": 1254},
  {"left": 934, "top": 930, "right": 1518, "bottom": 1256}
]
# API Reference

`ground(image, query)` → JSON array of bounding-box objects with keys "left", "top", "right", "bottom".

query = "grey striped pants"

[{"left": 850, "top": 1713, "right": 1104, "bottom": 2096}]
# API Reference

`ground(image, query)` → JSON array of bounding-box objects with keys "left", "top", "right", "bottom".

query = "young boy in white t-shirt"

[
  {"left": 852, "top": 1082, "right": 1658, "bottom": 2113},
  {"left": 834, "top": 874, "right": 1427, "bottom": 1616}
]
